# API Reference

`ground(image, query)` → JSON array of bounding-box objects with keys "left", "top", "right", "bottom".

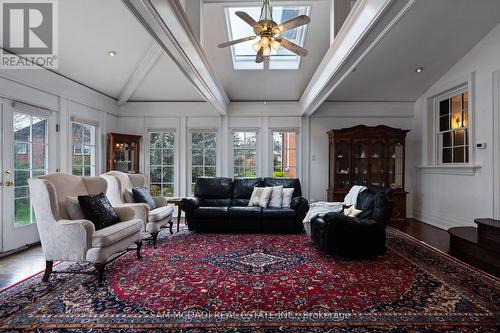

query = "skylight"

[{"left": 224, "top": 6, "right": 310, "bottom": 70}]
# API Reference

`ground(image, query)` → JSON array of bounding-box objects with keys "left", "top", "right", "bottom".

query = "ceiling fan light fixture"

[
  {"left": 270, "top": 39, "right": 280, "bottom": 50},
  {"left": 263, "top": 46, "right": 271, "bottom": 57},
  {"left": 252, "top": 42, "right": 261, "bottom": 52},
  {"left": 260, "top": 36, "right": 270, "bottom": 47}
]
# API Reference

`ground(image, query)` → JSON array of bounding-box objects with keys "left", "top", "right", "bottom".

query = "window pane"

[
  {"left": 205, "top": 166, "right": 216, "bottom": 177},
  {"left": 162, "top": 185, "right": 174, "bottom": 197},
  {"left": 32, "top": 144, "right": 46, "bottom": 169},
  {"left": 451, "top": 95, "right": 462, "bottom": 114},
  {"left": 32, "top": 118, "right": 47, "bottom": 145},
  {"left": 439, "top": 99, "right": 449, "bottom": 117},
  {"left": 442, "top": 148, "right": 452, "bottom": 164},
  {"left": 453, "top": 147, "right": 465, "bottom": 163},
  {"left": 192, "top": 150, "right": 203, "bottom": 165},
  {"left": 72, "top": 122, "right": 96, "bottom": 176},
  {"left": 150, "top": 167, "right": 161, "bottom": 183},
  {"left": 205, "top": 149, "right": 216, "bottom": 166},
  {"left": 163, "top": 167, "right": 174, "bottom": 183},
  {"left": 192, "top": 132, "right": 204, "bottom": 149},
  {"left": 163, "top": 149, "right": 174, "bottom": 166},
  {"left": 442, "top": 132, "right": 452, "bottom": 147},
  {"left": 15, "top": 186, "right": 29, "bottom": 199},
  {"left": 14, "top": 113, "right": 31, "bottom": 142},
  {"left": 150, "top": 133, "right": 162, "bottom": 148},
  {"left": 465, "top": 146, "right": 469, "bottom": 163},
  {"left": 150, "top": 131, "right": 175, "bottom": 196},
  {"left": 439, "top": 115, "right": 450, "bottom": 132},
  {"left": 72, "top": 165, "right": 83, "bottom": 175},
  {"left": 15, "top": 143, "right": 30, "bottom": 169},
  {"left": 205, "top": 133, "right": 217, "bottom": 148},
  {"left": 163, "top": 133, "right": 175, "bottom": 148},
  {"left": 192, "top": 167, "right": 204, "bottom": 183},
  {"left": 150, "top": 184, "right": 161, "bottom": 196},
  {"left": 150, "top": 149, "right": 161, "bottom": 165},
  {"left": 454, "top": 130, "right": 466, "bottom": 146},
  {"left": 15, "top": 198, "right": 31, "bottom": 225},
  {"left": 72, "top": 122, "right": 83, "bottom": 143}
]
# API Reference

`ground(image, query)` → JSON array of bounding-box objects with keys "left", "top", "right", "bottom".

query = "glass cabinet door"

[
  {"left": 389, "top": 140, "right": 404, "bottom": 189},
  {"left": 335, "top": 140, "right": 351, "bottom": 189},
  {"left": 113, "top": 142, "right": 137, "bottom": 173},
  {"left": 370, "top": 140, "right": 387, "bottom": 187},
  {"left": 352, "top": 140, "right": 369, "bottom": 186}
]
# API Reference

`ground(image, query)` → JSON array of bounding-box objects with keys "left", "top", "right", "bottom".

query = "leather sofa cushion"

[
  {"left": 203, "top": 198, "right": 232, "bottom": 207},
  {"left": 372, "top": 192, "right": 389, "bottom": 223},
  {"left": 228, "top": 206, "right": 262, "bottom": 217},
  {"left": 262, "top": 178, "right": 302, "bottom": 198},
  {"left": 92, "top": 219, "right": 142, "bottom": 248},
  {"left": 193, "top": 207, "right": 228, "bottom": 219},
  {"left": 262, "top": 208, "right": 296, "bottom": 220},
  {"left": 149, "top": 205, "right": 174, "bottom": 222},
  {"left": 356, "top": 192, "right": 375, "bottom": 219},
  {"left": 233, "top": 178, "right": 262, "bottom": 206},
  {"left": 195, "top": 177, "right": 233, "bottom": 199}
]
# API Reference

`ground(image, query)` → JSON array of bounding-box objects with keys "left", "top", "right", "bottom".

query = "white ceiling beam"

[
  {"left": 300, "top": 0, "right": 415, "bottom": 116},
  {"left": 117, "top": 43, "right": 163, "bottom": 106},
  {"left": 122, "top": 0, "right": 229, "bottom": 116}
]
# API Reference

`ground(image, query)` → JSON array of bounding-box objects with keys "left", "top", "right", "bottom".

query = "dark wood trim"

[
  {"left": 42, "top": 260, "right": 53, "bottom": 282},
  {"left": 93, "top": 263, "right": 106, "bottom": 288},
  {"left": 135, "top": 241, "right": 143, "bottom": 259}
]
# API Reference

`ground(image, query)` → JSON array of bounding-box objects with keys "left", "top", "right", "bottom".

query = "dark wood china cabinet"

[
  {"left": 107, "top": 133, "right": 142, "bottom": 173},
  {"left": 327, "top": 125, "right": 409, "bottom": 222}
]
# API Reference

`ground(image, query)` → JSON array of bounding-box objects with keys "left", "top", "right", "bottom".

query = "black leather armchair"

[
  {"left": 182, "top": 177, "right": 309, "bottom": 233},
  {"left": 310, "top": 186, "right": 392, "bottom": 258}
]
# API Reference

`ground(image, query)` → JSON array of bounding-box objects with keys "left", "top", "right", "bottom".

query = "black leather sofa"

[
  {"left": 310, "top": 186, "right": 392, "bottom": 258},
  {"left": 181, "top": 177, "right": 309, "bottom": 233}
]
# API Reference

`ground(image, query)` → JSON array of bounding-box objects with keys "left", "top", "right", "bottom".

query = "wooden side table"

[{"left": 167, "top": 198, "right": 184, "bottom": 232}]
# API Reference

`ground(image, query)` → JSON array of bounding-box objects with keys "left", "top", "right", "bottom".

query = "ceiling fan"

[{"left": 218, "top": 0, "right": 310, "bottom": 63}]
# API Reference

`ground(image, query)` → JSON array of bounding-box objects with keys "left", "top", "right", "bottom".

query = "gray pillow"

[{"left": 132, "top": 187, "right": 157, "bottom": 210}]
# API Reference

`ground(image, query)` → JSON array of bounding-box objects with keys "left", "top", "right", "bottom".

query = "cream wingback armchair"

[
  {"left": 102, "top": 171, "right": 173, "bottom": 248},
  {"left": 28, "top": 173, "right": 143, "bottom": 287}
]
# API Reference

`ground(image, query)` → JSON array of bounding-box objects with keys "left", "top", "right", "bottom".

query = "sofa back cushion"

[
  {"left": 232, "top": 178, "right": 262, "bottom": 206},
  {"left": 356, "top": 186, "right": 392, "bottom": 219},
  {"left": 262, "top": 178, "right": 302, "bottom": 198},
  {"left": 195, "top": 177, "right": 233, "bottom": 207},
  {"left": 372, "top": 191, "right": 390, "bottom": 224}
]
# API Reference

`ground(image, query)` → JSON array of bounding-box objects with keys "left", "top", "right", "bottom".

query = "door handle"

[
  {"left": 5, "top": 170, "right": 12, "bottom": 175},
  {"left": 4, "top": 180, "right": 14, "bottom": 187}
]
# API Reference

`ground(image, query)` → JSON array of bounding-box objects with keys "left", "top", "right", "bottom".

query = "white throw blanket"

[
  {"left": 302, "top": 201, "right": 343, "bottom": 238},
  {"left": 343, "top": 185, "right": 367, "bottom": 208}
]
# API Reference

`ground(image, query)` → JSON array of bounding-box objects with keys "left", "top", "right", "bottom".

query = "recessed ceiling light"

[
  {"left": 415, "top": 66, "right": 424, "bottom": 73},
  {"left": 108, "top": 51, "right": 117, "bottom": 57}
]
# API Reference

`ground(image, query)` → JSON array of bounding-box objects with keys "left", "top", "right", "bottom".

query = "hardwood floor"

[{"left": 0, "top": 219, "right": 496, "bottom": 291}]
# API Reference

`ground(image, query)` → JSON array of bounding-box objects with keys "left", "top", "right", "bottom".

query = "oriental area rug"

[{"left": 0, "top": 228, "right": 499, "bottom": 332}]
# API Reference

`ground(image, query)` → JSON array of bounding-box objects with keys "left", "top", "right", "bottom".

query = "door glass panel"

[{"left": 13, "top": 112, "right": 48, "bottom": 226}]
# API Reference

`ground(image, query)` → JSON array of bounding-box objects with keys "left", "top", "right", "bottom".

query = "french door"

[{"left": 1, "top": 100, "right": 57, "bottom": 252}]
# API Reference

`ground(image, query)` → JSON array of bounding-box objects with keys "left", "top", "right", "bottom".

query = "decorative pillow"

[
  {"left": 78, "top": 193, "right": 121, "bottom": 231},
  {"left": 268, "top": 186, "right": 283, "bottom": 208},
  {"left": 281, "top": 188, "right": 294, "bottom": 208},
  {"left": 123, "top": 188, "right": 135, "bottom": 203},
  {"left": 65, "top": 197, "right": 85, "bottom": 220},
  {"left": 248, "top": 187, "right": 264, "bottom": 207},
  {"left": 344, "top": 205, "right": 363, "bottom": 218},
  {"left": 259, "top": 187, "right": 273, "bottom": 208},
  {"left": 132, "top": 187, "right": 157, "bottom": 210}
]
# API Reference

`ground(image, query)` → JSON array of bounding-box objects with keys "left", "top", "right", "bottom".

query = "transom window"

[
  {"left": 225, "top": 6, "right": 310, "bottom": 70},
  {"left": 273, "top": 131, "right": 297, "bottom": 177},
  {"left": 191, "top": 131, "right": 217, "bottom": 193},
  {"left": 71, "top": 122, "right": 96, "bottom": 176},
  {"left": 233, "top": 131, "right": 257, "bottom": 178},
  {"left": 149, "top": 131, "right": 175, "bottom": 197},
  {"left": 437, "top": 90, "right": 469, "bottom": 164}
]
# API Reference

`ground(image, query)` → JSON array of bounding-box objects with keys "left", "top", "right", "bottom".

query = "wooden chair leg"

[
  {"left": 42, "top": 260, "right": 53, "bottom": 282},
  {"left": 93, "top": 263, "right": 106, "bottom": 287},
  {"left": 169, "top": 220, "right": 173, "bottom": 234},
  {"left": 151, "top": 232, "right": 159, "bottom": 249},
  {"left": 135, "top": 240, "right": 142, "bottom": 259}
]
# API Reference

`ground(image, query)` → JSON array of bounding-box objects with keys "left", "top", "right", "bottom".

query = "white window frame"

[
  {"left": 188, "top": 129, "right": 218, "bottom": 195},
  {"left": 435, "top": 87, "right": 470, "bottom": 165},
  {"left": 230, "top": 129, "right": 259, "bottom": 178},
  {"left": 70, "top": 119, "right": 97, "bottom": 177},
  {"left": 418, "top": 72, "right": 480, "bottom": 175},
  {"left": 147, "top": 129, "right": 176, "bottom": 197},
  {"left": 270, "top": 129, "right": 300, "bottom": 178}
]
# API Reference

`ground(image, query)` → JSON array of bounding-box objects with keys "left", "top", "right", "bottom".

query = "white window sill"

[{"left": 416, "top": 164, "right": 481, "bottom": 175}]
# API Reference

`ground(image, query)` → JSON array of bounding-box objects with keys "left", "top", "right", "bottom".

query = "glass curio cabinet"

[{"left": 327, "top": 125, "right": 409, "bottom": 222}]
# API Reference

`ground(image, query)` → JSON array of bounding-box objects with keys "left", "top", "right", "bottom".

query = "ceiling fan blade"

[
  {"left": 278, "top": 15, "right": 311, "bottom": 33},
  {"left": 274, "top": 37, "right": 308, "bottom": 57},
  {"left": 236, "top": 11, "right": 259, "bottom": 28},
  {"left": 218, "top": 36, "right": 256, "bottom": 48},
  {"left": 255, "top": 47, "right": 265, "bottom": 63}
]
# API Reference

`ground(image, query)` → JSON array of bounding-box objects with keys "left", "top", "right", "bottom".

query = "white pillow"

[
  {"left": 268, "top": 186, "right": 283, "bottom": 208},
  {"left": 65, "top": 197, "right": 85, "bottom": 220},
  {"left": 281, "top": 188, "right": 294, "bottom": 208},
  {"left": 248, "top": 187, "right": 264, "bottom": 207},
  {"left": 259, "top": 187, "right": 273, "bottom": 208},
  {"left": 344, "top": 205, "right": 362, "bottom": 217}
]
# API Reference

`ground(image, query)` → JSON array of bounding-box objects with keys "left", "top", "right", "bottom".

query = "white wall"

[{"left": 411, "top": 22, "right": 500, "bottom": 229}]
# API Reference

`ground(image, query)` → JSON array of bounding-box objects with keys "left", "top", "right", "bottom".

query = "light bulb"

[
  {"left": 252, "top": 42, "right": 261, "bottom": 52},
  {"left": 270, "top": 40, "right": 280, "bottom": 50},
  {"left": 263, "top": 46, "right": 271, "bottom": 57},
  {"left": 273, "top": 27, "right": 281, "bottom": 34},
  {"left": 260, "top": 36, "right": 270, "bottom": 47}
]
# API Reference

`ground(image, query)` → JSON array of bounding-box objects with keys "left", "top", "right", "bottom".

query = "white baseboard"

[{"left": 412, "top": 208, "right": 475, "bottom": 230}]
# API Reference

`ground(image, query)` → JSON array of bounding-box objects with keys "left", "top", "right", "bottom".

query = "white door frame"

[
  {"left": 1, "top": 100, "right": 57, "bottom": 252},
  {"left": 493, "top": 70, "right": 500, "bottom": 220}
]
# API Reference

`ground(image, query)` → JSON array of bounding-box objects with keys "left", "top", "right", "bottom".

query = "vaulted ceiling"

[{"left": 7, "top": 0, "right": 500, "bottom": 114}]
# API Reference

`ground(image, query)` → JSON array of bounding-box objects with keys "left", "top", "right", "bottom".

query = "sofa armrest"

[
  {"left": 45, "top": 219, "right": 95, "bottom": 261},
  {"left": 118, "top": 203, "right": 149, "bottom": 228},
  {"left": 152, "top": 196, "right": 167, "bottom": 208},
  {"left": 181, "top": 197, "right": 202, "bottom": 213},
  {"left": 290, "top": 196, "right": 309, "bottom": 220},
  {"left": 114, "top": 206, "right": 136, "bottom": 222},
  {"left": 323, "top": 212, "right": 379, "bottom": 229}
]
